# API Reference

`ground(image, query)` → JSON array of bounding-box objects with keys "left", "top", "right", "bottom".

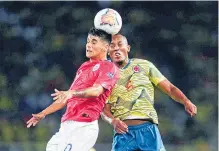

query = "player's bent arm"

[
  {"left": 101, "top": 104, "right": 115, "bottom": 124},
  {"left": 70, "top": 84, "right": 104, "bottom": 98},
  {"left": 41, "top": 100, "right": 67, "bottom": 116},
  {"left": 102, "top": 104, "right": 129, "bottom": 133},
  {"left": 157, "top": 79, "right": 191, "bottom": 105}
]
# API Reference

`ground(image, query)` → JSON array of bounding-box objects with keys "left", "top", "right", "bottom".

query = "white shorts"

[{"left": 46, "top": 120, "right": 99, "bottom": 151}]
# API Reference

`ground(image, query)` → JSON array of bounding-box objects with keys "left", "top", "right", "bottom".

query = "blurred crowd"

[{"left": 0, "top": 1, "right": 218, "bottom": 151}]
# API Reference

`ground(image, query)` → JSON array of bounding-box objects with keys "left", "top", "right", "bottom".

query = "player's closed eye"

[
  {"left": 91, "top": 39, "right": 97, "bottom": 45},
  {"left": 118, "top": 43, "right": 123, "bottom": 47},
  {"left": 87, "top": 38, "right": 97, "bottom": 43},
  {"left": 110, "top": 44, "right": 115, "bottom": 49}
]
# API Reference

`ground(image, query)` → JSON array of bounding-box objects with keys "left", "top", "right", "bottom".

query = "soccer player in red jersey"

[{"left": 26, "top": 27, "right": 119, "bottom": 151}]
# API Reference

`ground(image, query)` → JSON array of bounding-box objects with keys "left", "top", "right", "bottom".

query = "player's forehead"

[
  {"left": 111, "top": 35, "right": 127, "bottom": 44},
  {"left": 87, "top": 34, "right": 101, "bottom": 41}
]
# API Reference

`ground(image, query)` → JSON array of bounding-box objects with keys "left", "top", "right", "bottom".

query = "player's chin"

[
  {"left": 114, "top": 58, "right": 123, "bottom": 63},
  {"left": 111, "top": 56, "right": 120, "bottom": 62},
  {"left": 86, "top": 53, "right": 93, "bottom": 58}
]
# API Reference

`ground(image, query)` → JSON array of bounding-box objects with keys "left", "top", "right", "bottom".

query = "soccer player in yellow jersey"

[{"left": 101, "top": 34, "right": 197, "bottom": 151}]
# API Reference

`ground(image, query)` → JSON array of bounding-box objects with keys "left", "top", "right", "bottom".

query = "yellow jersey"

[{"left": 107, "top": 58, "right": 166, "bottom": 124}]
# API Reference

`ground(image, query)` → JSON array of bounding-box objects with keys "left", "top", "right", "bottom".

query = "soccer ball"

[{"left": 94, "top": 8, "right": 122, "bottom": 35}]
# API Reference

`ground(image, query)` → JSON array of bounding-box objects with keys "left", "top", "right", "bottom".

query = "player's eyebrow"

[
  {"left": 87, "top": 36, "right": 98, "bottom": 43},
  {"left": 91, "top": 39, "right": 98, "bottom": 43}
]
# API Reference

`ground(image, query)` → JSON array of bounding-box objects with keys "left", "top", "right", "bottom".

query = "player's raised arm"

[
  {"left": 157, "top": 79, "right": 197, "bottom": 117},
  {"left": 51, "top": 84, "right": 105, "bottom": 104},
  {"left": 70, "top": 84, "right": 105, "bottom": 98},
  {"left": 52, "top": 85, "right": 105, "bottom": 103},
  {"left": 27, "top": 90, "right": 67, "bottom": 128},
  {"left": 147, "top": 62, "right": 197, "bottom": 117},
  {"left": 53, "top": 61, "right": 119, "bottom": 104}
]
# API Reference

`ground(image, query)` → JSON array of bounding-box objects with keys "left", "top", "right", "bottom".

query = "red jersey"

[{"left": 61, "top": 60, "right": 119, "bottom": 122}]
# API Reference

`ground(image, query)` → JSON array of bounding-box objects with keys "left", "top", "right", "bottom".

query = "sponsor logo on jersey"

[{"left": 107, "top": 72, "right": 114, "bottom": 79}]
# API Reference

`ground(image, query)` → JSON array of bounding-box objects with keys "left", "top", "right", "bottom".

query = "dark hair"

[{"left": 88, "top": 27, "right": 112, "bottom": 44}]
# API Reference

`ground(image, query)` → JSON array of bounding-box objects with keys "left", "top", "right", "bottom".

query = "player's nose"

[
  {"left": 86, "top": 43, "right": 91, "bottom": 50},
  {"left": 114, "top": 44, "right": 119, "bottom": 50},
  {"left": 114, "top": 48, "right": 120, "bottom": 52}
]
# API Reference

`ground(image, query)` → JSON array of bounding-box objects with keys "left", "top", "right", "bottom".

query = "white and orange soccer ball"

[{"left": 94, "top": 8, "right": 122, "bottom": 35}]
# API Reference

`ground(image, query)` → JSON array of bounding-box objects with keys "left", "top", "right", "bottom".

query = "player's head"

[
  {"left": 109, "top": 34, "right": 130, "bottom": 65},
  {"left": 86, "top": 27, "right": 112, "bottom": 60}
]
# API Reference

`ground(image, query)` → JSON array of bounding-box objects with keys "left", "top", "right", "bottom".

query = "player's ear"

[
  {"left": 103, "top": 43, "right": 109, "bottom": 52},
  {"left": 127, "top": 45, "right": 131, "bottom": 53}
]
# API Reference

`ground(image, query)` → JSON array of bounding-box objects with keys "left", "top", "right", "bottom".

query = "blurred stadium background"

[{"left": 0, "top": 1, "right": 218, "bottom": 151}]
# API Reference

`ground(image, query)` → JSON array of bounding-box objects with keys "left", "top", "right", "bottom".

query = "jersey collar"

[{"left": 121, "top": 59, "right": 131, "bottom": 70}]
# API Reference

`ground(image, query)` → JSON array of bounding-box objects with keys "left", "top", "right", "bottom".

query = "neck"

[
  {"left": 116, "top": 58, "right": 130, "bottom": 69},
  {"left": 90, "top": 57, "right": 107, "bottom": 62}
]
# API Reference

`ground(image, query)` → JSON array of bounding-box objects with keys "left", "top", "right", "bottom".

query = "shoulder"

[
  {"left": 131, "top": 58, "right": 153, "bottom": 66},
  {"left": 101, "top": 60, "right": 118, "bottom": 68},
  {"left": 80, "top": 60, "right": 90, "bottom": 67},
  {"left": 100, "top": 61, "right": 119, "bottom": 74}
]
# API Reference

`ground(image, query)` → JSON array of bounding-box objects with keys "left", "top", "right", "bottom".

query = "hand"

[
  {"left": 184, "top": 100, "right": 197, "bottom": 117},
  {"left": 26, "top": 112, "right": 46, "bottom": 128},
  {"left": 112, "top": 119, "right": 128, "bottom": 134},
  {"left": 51, "top": 89, "right": 72, "bottom": 103}
]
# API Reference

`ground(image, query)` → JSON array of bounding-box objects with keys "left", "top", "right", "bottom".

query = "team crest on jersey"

[
  {"left": 92, "top": 64, "right": 100, "bottom": 71},
  {"left": 133, "top": 65, "right": 141, "bottom": 73}
]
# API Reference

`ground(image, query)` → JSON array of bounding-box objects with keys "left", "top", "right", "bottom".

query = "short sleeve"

[
  {"left": 94, "top": 63, "right": 119, "bottom": 90},
  {"left": 148, "top": 63, "right": 166, "bottom": 86}
]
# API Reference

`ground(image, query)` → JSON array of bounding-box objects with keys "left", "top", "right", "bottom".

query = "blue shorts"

[{"left": 111, "top": 122, "right": 166, "bottom": 151}]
